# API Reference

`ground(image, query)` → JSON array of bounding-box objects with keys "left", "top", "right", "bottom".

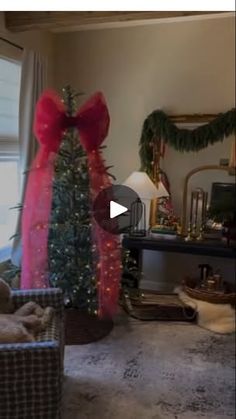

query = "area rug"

[{"left": 62, "top": 312, "right": 235, "bottom": 419}]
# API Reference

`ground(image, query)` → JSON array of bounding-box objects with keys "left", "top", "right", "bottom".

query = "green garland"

[{"left": 139, "top": 108, "right": 236, "bottom": 175}]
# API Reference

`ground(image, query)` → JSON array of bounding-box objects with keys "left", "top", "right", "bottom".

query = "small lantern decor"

[
  {"left": 123, "top": 171, "right": 167, "bottom": 233},
  {"left": 130, "top": 197, "right": 146, "bottom": 237}
]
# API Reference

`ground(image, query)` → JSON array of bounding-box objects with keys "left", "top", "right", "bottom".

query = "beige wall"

[
  {"left": 1, "top": 15, "right": 234, "bottom": 287},
  {"left": 0, "top": 12, "right": 54, "bottom": 85},
  {"left": 54, "top": 16, "right": 235, "bottom": 289},
  {"left": 54, "top": 16, "right": 235, "bottom": 208}
]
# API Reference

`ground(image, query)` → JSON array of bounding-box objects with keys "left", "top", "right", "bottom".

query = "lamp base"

[{"left": 143, "top": 198, "right": 151, "bottom": 231}]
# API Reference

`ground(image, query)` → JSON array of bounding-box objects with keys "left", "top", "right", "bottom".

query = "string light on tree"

[
  {"left": 48, "top": 86, "right": 96, "bottom": 311},
  {"left": 20, "top": 84, "right": 121, "bottom": 318}
]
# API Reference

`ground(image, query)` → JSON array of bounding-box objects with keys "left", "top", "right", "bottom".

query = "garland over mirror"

[{"left": 139, "top": 108, "right": 236, "bottom": 175}]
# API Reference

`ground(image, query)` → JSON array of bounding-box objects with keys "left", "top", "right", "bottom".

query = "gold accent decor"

[{"left": 150, "top": 198, "right": 158, "bottom": 227}]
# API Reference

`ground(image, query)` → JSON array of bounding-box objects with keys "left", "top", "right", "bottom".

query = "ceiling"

[{"left": 4, "top": 11, "right": 231, "bottom": 33}]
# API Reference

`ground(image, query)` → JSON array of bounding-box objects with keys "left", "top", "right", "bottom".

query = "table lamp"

[{"left": 123, "top": 171, "right": 169, "bottom": 231}]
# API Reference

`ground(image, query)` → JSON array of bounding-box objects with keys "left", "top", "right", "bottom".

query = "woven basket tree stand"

[{"left": 65, "top": 308, "right": 113, "bottom": 345}]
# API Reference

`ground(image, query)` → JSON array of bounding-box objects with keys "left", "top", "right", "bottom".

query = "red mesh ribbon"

[{"left": 21, "top": 89, "right": 121, "bottom": 318}]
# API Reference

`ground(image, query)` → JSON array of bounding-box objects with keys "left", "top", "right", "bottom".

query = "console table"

[
  {"left": 122, "top": 235, "right": 235, "bottom": 283},
  {"left": 121, "top": 235, "right": 235, "bottom": 320},
  {"left": 123, "top": 235, "right": 236, "bottom": 259}
]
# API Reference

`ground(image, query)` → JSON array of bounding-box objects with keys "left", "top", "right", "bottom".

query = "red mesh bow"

[
  {"left": 21, "top": 89, "right": 121, "bottom": 319},
  {"left": 34, "top": 89, "right": 110, "bottom": 152}
]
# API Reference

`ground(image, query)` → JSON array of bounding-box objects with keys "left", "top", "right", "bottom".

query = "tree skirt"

[{"left": 65, "top": 309, "right": 113, "bottom": 345}]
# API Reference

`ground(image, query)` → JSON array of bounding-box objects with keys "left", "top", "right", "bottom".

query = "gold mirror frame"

[
  {"left": 181, "top": 165, "right": 231, "bottom": 235},
  {"left": 147, "top": 112, "right": 235, "bottom": 232}
]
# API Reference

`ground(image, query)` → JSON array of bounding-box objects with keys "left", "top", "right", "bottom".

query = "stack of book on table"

[{"left": 149, "top": 225, "right": 177, "bottom": 240}]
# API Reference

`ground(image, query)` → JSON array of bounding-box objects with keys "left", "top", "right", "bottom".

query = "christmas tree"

[
  {"left": 48, "top": 86, "right": 97, "bottom": 313},
  {"left": 19, "top": 85, "right": 121, "bottom": 319}
]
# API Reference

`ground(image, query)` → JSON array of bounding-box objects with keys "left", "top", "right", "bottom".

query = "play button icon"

[
  {"left": 110, "top": 201, "right": 128, "bottom": 219},
  {"left": 93, "top": 184, "right": 142, "bottom": 234}
]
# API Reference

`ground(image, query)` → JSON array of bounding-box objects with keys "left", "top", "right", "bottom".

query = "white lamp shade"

[{"left": 123, "top": 171, "right": 169, "bottom": 199}]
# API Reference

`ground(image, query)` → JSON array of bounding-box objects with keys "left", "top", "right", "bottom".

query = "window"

[{"left": 0, "top": 56, "right": 21, "bottom": 260}]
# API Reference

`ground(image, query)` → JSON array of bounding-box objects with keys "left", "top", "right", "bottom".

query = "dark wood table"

[
  {"left": 122, "top": 235, "right": 235, "bottom": 320},
  {"left": 123, "top": 235, "right": 236, "bottom": 259}
]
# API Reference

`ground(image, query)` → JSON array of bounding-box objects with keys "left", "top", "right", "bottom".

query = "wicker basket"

[{"left": 183, "top": 277, "right": 236, "bottom": 305}]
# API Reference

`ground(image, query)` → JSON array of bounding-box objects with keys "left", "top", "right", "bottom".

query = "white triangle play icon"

[{"left": 110, "top": 201, "right": 128, "bottom": 219}]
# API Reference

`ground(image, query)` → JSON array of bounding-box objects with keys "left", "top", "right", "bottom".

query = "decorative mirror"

[
  {"left": 181, "top": 165, "right": 236, "bottom": 240},
  {"left": 139, "top": 108, "right": 236, "bottom": 234}
]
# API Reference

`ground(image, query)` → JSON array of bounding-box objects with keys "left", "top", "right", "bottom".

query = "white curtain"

[{"left": 11, "top": 50, "right": 47, "bottom": 266}]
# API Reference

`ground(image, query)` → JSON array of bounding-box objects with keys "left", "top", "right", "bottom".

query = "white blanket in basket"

[{"left": 175, "top": 286, "right": 235, "bottom": 334}]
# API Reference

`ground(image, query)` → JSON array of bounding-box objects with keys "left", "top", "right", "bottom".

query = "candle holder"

[
  {"left": 191, "top": 223, "right": 198, "bottom": 239},
  {"left": 185, "top": 222, "right": 193, "bottom": 241},
  {"left": 185, "top": 188, "right": 208, "bottom": 240},
  {"left": 197, "top": 224, "right": 204, "bottom": 241}
]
